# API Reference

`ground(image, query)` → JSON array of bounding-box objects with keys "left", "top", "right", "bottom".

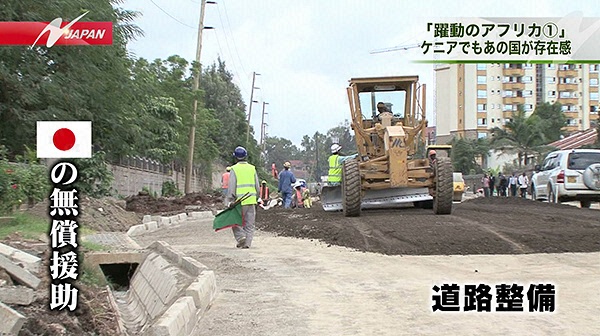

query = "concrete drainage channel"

[{"left": 83, "top": 211, "right": 217, "bottom": 336}]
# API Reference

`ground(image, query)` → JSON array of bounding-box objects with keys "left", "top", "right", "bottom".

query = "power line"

[
  {"left": 149, "top": 0, "right": 197, "bottom": 30},
  {"left": 215, "top": 5, "right": 244, "bottom": 89},
  {"left": 221, "top": 0, "right": 248, "bottom": 78}
]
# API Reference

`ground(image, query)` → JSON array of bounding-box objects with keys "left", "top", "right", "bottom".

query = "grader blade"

[{"left": 321, "top": 186, "right": 432, "bottom": 211}]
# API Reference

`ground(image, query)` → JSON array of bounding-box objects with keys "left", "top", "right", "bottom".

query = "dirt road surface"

[{"left": 132, "top": 197, "right": 600, "bottom": 335}]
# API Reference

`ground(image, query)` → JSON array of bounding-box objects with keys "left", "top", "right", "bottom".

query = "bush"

[
  {"left": 73, "top": 151, "right": 114, "bottom": 198},
  {"left": 161, "top": 180, "right": 181, "bottom": 197},
  {"left": 0, "top": 145, "right": 50, "bottom": 214}
]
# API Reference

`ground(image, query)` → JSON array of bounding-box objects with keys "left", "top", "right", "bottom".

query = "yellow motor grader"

[{"left": 321, "top": 75, "right": 453, "bottom": 216}]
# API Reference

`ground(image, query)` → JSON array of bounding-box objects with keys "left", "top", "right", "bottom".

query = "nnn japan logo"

[{"left": 0, "top": 12, "right": 112, "bottom": 47}]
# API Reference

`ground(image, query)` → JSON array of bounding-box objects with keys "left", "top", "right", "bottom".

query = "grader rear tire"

[
  {"left": 342, "top": 159, "right": 361, "bottom": 217},
  {"left": 433, "top": 157, "right": 453, "bottom": 215}
]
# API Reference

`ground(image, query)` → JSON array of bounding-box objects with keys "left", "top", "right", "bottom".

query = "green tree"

[
  {"left": 327, "top": 120, "right": 355, "bottom": 152},
  {"left": 531, "top": 102, "right": 567, "bottom": 142},
  {"left": 140, "top": 97, "right": 183, "bottom": 163},
  {"left": 490, "top": 107, "right": 546, "bottom": 167},
  {"left": 263, "top": 136, "right": 300, "bottom": 169},
  {"left": 451, "top": 137, "right": 490, "bottom": 174}
]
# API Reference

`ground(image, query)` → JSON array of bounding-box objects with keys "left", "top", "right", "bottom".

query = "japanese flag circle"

[{"left": 53, "top": 128, "right": 76, "bottom": 151}]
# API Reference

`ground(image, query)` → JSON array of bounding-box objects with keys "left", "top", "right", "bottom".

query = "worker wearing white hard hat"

[{"left": 327, "top": 143, "right": 357, "bottom": 186}]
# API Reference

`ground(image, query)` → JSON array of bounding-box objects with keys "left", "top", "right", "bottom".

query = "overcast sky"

[{"left": 122, "top": 0, "right": 599, "bottom": 146}]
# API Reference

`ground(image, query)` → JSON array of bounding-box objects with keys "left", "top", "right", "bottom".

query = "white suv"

[{"left": 531, "top": 149, "right": 600, "bottom": 208}]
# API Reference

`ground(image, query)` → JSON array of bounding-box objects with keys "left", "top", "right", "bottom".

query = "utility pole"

[
  {"left": 246, "top": 72, "right": 260, "bottom": 145},
  {"left": 185, "top": 0, "right": 215, "bottom": 194},
  {"left": 315, "top": 132, "right": 319, "bottom": 182},
  {"left": 261, "top": 122, "right": 268, "bottom": 154},
  {"left": 259, "top": 101, "right": 269, "bottom": 150}
]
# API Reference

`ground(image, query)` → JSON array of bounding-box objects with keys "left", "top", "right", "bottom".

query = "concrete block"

[
  {"left": 149, "top": 296, "right": 197, "bottom": 336},
  {"left": 11, "top": 250, "right": 42, "bottom": 273},
  {"left": 0, "top": 286, "right": 34, "bottom": 305},
  {"left": 145, "top": 221, "right": 159, "bottom": 232},
  {"left": 142, "top": 215, "right": 152, "bottom": 224},
  {"left": 177, "top": 213, "right": 187, "bottom": 221},
  {"left": 127, "top": 224, "right": 147, "bottom": 237},
  {"left": 180, "top": 256, "right": 208, "bottom": 277},
  {"left": 185, "top": 270, "right": 217, "bottom": 312},
  {"left": 190, "top": 211, "right": 215, "bottom": 220},
  {"left": 0, "top": 301, "right": 26, "bottom": 335},
  {"left": 0, "top": 243, "right": 14, "bottom": 258},
  {"left": 0, "top": 243, "right": 42, "bottom": 274},
  {"left": 149, "top": 242, "right": 183, "bottom": 265},
  {"left": 160, "top": 217, "right": 170, "bottom": 227},
  {"left": 169, "top": 216, "right": 179, "bottom": 224},
  {"left": 0, "top": 254, "right": 41, "bottom": 289},
  {"left": 146, "top": 291, "right": 165, "bottom": 320},
  {"left": 151, "top": 215, "right": 161, "bottom": 223}
]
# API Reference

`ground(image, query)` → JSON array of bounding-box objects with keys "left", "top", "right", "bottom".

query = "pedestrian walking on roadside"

[
  {"left": 509, "top": 173, "right": 518, "bottom": 197},
  {"left": 225, "top": 146, "right": 261, "bottom": 249},
  {"left": 482, "top": 173, "right": 491, "bottom": 197},
  {"left": 518, "top": 172, "right": 529, "bottom": 198},
  {"left": 498, "top": 172, "right": 508, "bottom": 197},
  {"left": 489, "top": 173, "right": 496, "bottom": 196},
  {"left": 278, "top": 161, "right": 296, "bottom": 208},
  {"left": 221, "top": 167, "right": 231, "bottom": 196}
]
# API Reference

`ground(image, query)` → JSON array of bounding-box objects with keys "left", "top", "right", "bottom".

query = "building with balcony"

[{"left": 435, "top": 63, "right": 599, "bottom": 168}]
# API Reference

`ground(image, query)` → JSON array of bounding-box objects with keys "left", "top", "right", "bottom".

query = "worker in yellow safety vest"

[
  {"left": 327, "top": 143, "right": 357, "bottom": 186},
  {"left": 225, "top": 146, "right": 261, "bottom": 249}
]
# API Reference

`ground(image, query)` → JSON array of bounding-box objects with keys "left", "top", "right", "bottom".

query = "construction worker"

[
  {"left": 302, "top": 185, "right": 312, "bottom": 208},
  {"left": 292, "top": 182, "right": 304, "bottom": 208},
  {"left": 278, "top": 161, "right": 296, "bottom": 208},
  {"left": 259, "top": 180, "right": 270, "bottom": 204},
  {"left": 429, "top": 149, "right": 437, "bottom": 166},
  {"left": 271, "top": 162, "right": 278, "bottom": 179},
  {"left": 328, "top": 143, "right": 357, "bottom": 186},
  {"left": 225, "top": 146, "right": 261, "bottom": 249},
  {"left": 221, "top": 166, "right": 231, "bottom": 196},
  {"left": 374, "top": 101, "right": 391, "bottom": 122}
]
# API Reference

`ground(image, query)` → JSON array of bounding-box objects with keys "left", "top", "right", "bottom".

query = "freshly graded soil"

[{"left": 256, "top": 197, "right": 600, "bottom": 255}]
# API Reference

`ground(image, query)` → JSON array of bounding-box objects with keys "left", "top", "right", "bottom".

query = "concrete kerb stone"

[
  {"left": 185, "top": 270, "right": 217, "bottom": 312},
  {"left": 180, "top": 257, "right": 208, "bottom": 277},
  {"left": 143, "top": 215, "right": 152, "bottom": 224},
  {"left": 190, "top": 211, "right": 215, "bottom": 220},
  {"left": 169, "top": 216, "right": 179, "bottom": 225},
  {"left": 0, "top": 254, "right": 41, "bottom": 289},
  {"left": 0, "top": 301, "right": 26, "bottom": 335},
  {"left": 0, "top": 286, "right": 34, "bottom": 305},
  {"left": 148, "top": 242, "right": 183, "bottom": 265},
  {"left": 0, "top": 243, "right": 42, "bottom": 274},
  {"left": 145, "top": 221, "right": 159, "bottom": 232},
  {"left": 147, "top": 296, "right": 197, "bottom": 336},
  {"left": 177, "top": 213, "right": 187, "bottom": 222},
  {"left": 127, "top": 224, "right": 148, "bottom": 237},
  {"left": 160, "top": 217, "right": 171, "bottom": 227}
]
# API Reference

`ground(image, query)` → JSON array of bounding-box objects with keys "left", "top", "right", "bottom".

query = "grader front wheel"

[
  {"left": 433, "top": 157, "right": 453, "bottom": 215},
  {"left": 342, "top": 159, "right": 361, "bottom": 217}
]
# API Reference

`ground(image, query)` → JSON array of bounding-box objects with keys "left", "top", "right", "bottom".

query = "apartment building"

[{"left": 435, "top": 63, "right": 600, "bottom": 144}]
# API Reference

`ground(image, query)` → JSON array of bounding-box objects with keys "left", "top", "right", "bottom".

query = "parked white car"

[{"left": 531, "top": 149, "right": 600, "bottom": 208}]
